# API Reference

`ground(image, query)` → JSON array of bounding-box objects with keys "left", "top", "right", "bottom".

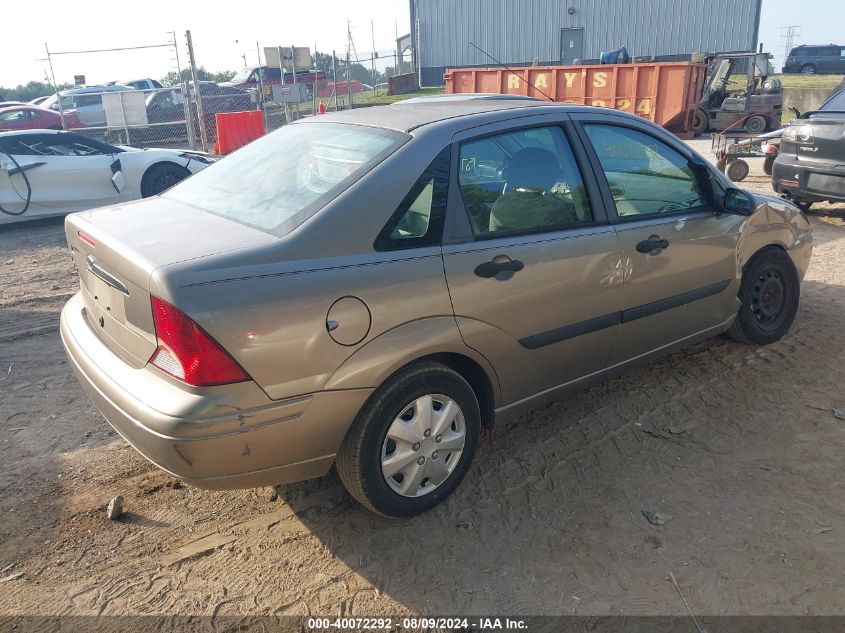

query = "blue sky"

[
  {"left": 1, "top": 0, "right": 843, "bottom": 87},
  {"left": 758, "top": 0, "right": 844, "bottom": 67}
]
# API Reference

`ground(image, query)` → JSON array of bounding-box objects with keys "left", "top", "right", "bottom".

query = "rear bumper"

[
  {"left": 60, "top": 292, "right": 372, "bottom": 489},
  {"left": 772, "top": 154, "right": 845, "bottom": 203}
]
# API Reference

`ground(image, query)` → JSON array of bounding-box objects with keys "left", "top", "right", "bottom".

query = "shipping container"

[{"left": 444, "top": 61, "right": 707, "bottom": 136}]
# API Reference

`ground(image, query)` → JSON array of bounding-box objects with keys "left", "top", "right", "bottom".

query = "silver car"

[{"left": 60, "top": 100, "right": 812, "bottom": 517}]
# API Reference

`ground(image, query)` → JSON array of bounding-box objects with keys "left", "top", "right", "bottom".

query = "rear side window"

[
  {"left": 458, "top": 126, "right": 593, "bottom": 237},
  {"left": 584, "top": 124, "right": 705, "bottom": 218},
  {"left": 164, "top": 122, "right": 407, "bottom": 235},
  {"left": 374, "top": 147, "right": 450, "bottom": 251}
]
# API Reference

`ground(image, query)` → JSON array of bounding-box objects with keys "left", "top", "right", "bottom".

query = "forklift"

[{"left": 693, "top": 51, "right": 783, "bottom": 136}]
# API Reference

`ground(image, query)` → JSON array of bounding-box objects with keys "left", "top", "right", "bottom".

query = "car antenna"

[{"left": 468, "top": 41, "right": 554, "bottom": 101}]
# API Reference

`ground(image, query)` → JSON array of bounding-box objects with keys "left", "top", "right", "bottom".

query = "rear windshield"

[
  {"left": 164, "top": 122, "right": 407, "bottom": 235},
  {"left": 820, "top": 88, "right": 845, "bottom": 111}
]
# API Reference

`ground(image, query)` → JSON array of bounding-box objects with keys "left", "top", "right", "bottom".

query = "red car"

[{"left": 0, "top": 105, "right": 81, "bottom": 131}]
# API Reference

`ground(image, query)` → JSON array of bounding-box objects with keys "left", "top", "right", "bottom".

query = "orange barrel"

[
  {"left": 444, "top": 61, "right": 706, "bottom": 138},
  {"left": 214, "top": 110, "right": 266, "bottom": 155}
]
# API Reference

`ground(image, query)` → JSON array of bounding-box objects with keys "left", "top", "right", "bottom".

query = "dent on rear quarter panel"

[{"left": 165, "top": 249, "right": 456, "bottom": 401}]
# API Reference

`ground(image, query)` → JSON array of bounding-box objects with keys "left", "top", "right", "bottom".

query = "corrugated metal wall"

[{"left": 415, "top": 0, "right": 762, "bottom": 85}]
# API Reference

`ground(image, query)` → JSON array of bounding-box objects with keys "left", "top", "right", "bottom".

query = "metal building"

[{"left": 410, "top": 0, "right": 763, "bottom": 86}]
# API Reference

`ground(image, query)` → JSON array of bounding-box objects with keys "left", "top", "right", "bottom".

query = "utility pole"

[
  {"left": 346, "top": 21, "right": 352, "bottom": 110},
  {"left": 781, "top": 25, "right": 801, "bottom": 66},
  {"left": 44, "top": 43, "right": 66, "bottom": 130},
  {"left": 185, "top": 30, "right": 209, "bottom": 152},
  {"left": 371, "top": 19, "right": 377, "bottom": 95},
  {"left": 394, "top": 19, "right": 399, "bottom": 77},
  {"left": 171, "top": 31, "right": 195, "bottom": 150},
  {"left": 332, "top": 50, "right": 339, "bottom": 112}
]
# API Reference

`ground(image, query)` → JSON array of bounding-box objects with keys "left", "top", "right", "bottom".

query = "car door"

[
  {"left": 441, "top": 117, "right": 624, "bottom": 406},
  {"left": 6, "top": 133, "right": 125, "bottom": 211},
  {"left": 0, "top": 109, "right": 29, "bottom": 131},
  {"left": 571, "top": 113, "right": 742, "bottom": 364}
]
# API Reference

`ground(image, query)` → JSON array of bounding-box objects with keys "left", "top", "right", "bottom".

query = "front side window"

[
  {"left": 375, "top": 146, "right": 449, "bottom": 251},
  {"left": 164, "top": 122, "right": 407, "bottom": 235},
  {"left": 458, "top": 126, "right": 593, "bottom": 237},
  {"left": 583, "top": 124, "right": 705, "bottom": 218}
]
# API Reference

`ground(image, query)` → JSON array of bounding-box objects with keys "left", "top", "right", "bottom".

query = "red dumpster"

[
  {"left": 444, "top": 61, "right": 706, "bottom": 137},
  {"left": 214, "top": 110, "right": 266, "bottom": 155}
]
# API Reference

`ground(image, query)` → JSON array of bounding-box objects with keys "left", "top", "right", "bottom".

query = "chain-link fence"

[{"left": 40, "top": 33, "right": 416, "bottom": 154}]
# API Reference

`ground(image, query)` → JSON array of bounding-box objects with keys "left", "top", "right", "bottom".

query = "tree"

[
  {"left": 0, "top": 80, "right": 73, "bottom": 102},
  {"left": 314, "top": 52, "right": 383, "bottom": 85},
  {"left": 161, "top": 67, "right": 236, "bottom": 87}
]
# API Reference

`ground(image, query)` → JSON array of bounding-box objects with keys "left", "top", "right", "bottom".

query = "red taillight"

[{"left": 149, "top": 296, "right": 249, "bottom": 386}]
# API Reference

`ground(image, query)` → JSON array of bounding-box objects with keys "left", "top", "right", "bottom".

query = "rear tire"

[
  {"left": 727, "top": 248, "right": 800, "bottom": 345},
  {"left": 799, "top": 64, "right": 816, "bottom": 75},
  {"left": 140, "top": 163, "right": 191, "bottom": 197},
  {"left": 336, "top": 361, "right": 481, "bottom": 518},
  {"left": 795, "top": 200, "right": 813, "bottom": 213}
]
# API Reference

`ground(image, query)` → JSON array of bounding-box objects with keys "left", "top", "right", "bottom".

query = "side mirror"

[
  {"left": 110, "top": 159, "right": 125, "bottom": 194},
  {"left": 723, "top": 187, "right": 755, "bottom": 215}
]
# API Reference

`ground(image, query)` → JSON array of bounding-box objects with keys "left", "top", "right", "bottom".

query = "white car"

[{"left": 0, "top": 130, "right": 212, "bottom": 224}]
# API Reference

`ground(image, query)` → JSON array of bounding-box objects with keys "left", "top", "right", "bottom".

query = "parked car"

[
  {"left": 0, "top": 105, "right": 82, "bottom": 131},
  {"left": 29, "top": 96, "right": 50, "bottom": 106},
  {"left": 0, "top": 129, "right": 212, "bottom": 223},
  {"left": 782, "top": 44, "right": 845, "bottom": 74},
  {"left": 145, "top": 82, "right": 253, "bottom": 143},
  {"left": 110, "top": 78, "right": 164, "bottom": 91},
  {"left": 222, "top": 66, "right": 327, "bottom": 100},
  {"left": 59, "top": 101, "right": 811, "bottom": 517},
  {"left": 41, "top": 84, "right": 137, "bottom": 127},
  {"left": 772, "top": 85, "right": 845, "bottom": 210},
  {"left": 0, "top": 101, "right": 29, "bottom": 109}
]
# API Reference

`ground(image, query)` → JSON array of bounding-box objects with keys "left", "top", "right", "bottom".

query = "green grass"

[
  {"left": 770, "top": 73, "right": 844, "bottom": 89},
  {"left": 351, "top": 86, "right": 445, "bottom": 106},
  {"left": 726, "top": 73, "right": 843, "bottom": 90}
]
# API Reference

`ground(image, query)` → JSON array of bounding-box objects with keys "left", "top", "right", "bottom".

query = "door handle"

[
  {"left": 474, "top": 258, "right": 525, "bottom": 278},
  {"left": 8, "top": 162, "right": 45, "bottom": 176},
  {"left": 636, "top": 238, "right": 670, "bottom": 254}
]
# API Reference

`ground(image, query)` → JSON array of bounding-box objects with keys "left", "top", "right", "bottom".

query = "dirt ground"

[{"left": 1, "top": 141, "right": 845, "bottom": 618}]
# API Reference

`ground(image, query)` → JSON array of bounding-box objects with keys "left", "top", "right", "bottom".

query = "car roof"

[
  {"left": 0, "top": 105, "right": 49, "bottom": 112},
  {"left": 303, "top": 99, "right": 594, "bottom": 133},
  {"left": 395, "top": 93, "right": 542, "bottom": 105},
  {"left": 59, "top": 84, "right": 134, "bottom": 95},
  {"left": 0, "top": 129, "right": 65, "bottom": 138}
]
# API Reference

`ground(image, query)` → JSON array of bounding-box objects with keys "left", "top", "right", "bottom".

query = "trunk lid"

[{"left": 65, "top": 197, "right": 277, "bottom": 368}]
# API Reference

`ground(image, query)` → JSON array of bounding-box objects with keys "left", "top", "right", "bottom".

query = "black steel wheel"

[
  {"left": 141, "top": 163, "right": 191, "bottom": 197},
  {"left": 727, "top": 248, "right": 800, "bottom": 345}
]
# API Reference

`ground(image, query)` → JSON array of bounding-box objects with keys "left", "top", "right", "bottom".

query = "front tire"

[
  {"left": 336, "top": 361, "right": 481, "bottom": 518},
  {"left": 141, "top": 163, "right": 191, "bottom": 197},
  {"left": 727, "top": 248, "right": 800, "bottom": 345},
  {"left": 693, "top": 109, "right": 709, "bottom": 136}
]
